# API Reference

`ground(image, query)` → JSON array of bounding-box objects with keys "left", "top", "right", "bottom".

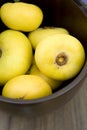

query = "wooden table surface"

[{"left": 0, "top": 76, "right": 87, "bottom": 130}]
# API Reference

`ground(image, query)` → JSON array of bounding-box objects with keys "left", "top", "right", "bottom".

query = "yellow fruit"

[
  {"left": 35, "top": 34, "right": 85, "bottom": 80},
  {"left": 1, "top": 2, "right": 43, "bottom": 32},
  {"left": 28, "top": 27, "right": 69, "bottom": 49},
  {"left": 2, "top": 75, "right": 52, "bottom": 100},
  {"left": 29, "top": 64, "right": 62, "bottom": 90},
  {"left": 0, "top": 29, "right": 33, "bottom": 85}
]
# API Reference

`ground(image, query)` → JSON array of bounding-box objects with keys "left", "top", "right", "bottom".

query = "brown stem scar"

[{"left": 55, "top": 52, "right": 68, "bottom": 66}]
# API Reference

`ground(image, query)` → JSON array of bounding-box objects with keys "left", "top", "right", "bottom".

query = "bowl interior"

[{"left": 0, "top": 0, "right": 87, "bottom": 104}]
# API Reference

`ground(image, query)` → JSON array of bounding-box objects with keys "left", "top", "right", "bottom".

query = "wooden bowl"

[{"left": 0, "top": 0, "right": 87, "bottom": 117}]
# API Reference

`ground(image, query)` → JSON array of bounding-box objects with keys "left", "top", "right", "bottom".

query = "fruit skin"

[
  {"left": 2, "top": 75, "right": 52, "bottom": 100},
  {"left": 1, "top": 2, "right": 43, "bottom": 32},
  {"left": 35, "top": 34, "right": 85, "bottom": 81},
  {"left": 29, "top": 64, "right": 62, "bottom": 90},
  {"left": 28, "top": 27, "right": 69, "bottom": 49},
  {"left": 0, "top": 29, "right": 33, "bottom": 85}
]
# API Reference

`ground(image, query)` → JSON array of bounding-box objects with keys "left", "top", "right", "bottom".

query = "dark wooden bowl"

[{"left": 0, "top": 0, "right": 87, "bottom": 117}]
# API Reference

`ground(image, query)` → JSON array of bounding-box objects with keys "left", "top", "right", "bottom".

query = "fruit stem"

[{"left": 55, "top": 52, "right": 68, "bottom": 66}]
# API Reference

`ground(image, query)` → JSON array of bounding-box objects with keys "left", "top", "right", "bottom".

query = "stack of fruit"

[{"left": 0, "top": 2, "right": 85, "bottom": 100}]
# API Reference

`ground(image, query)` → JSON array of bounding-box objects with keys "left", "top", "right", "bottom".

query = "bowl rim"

[{"left": 0, "top": 62, "right": 87, "bottom": 105}]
